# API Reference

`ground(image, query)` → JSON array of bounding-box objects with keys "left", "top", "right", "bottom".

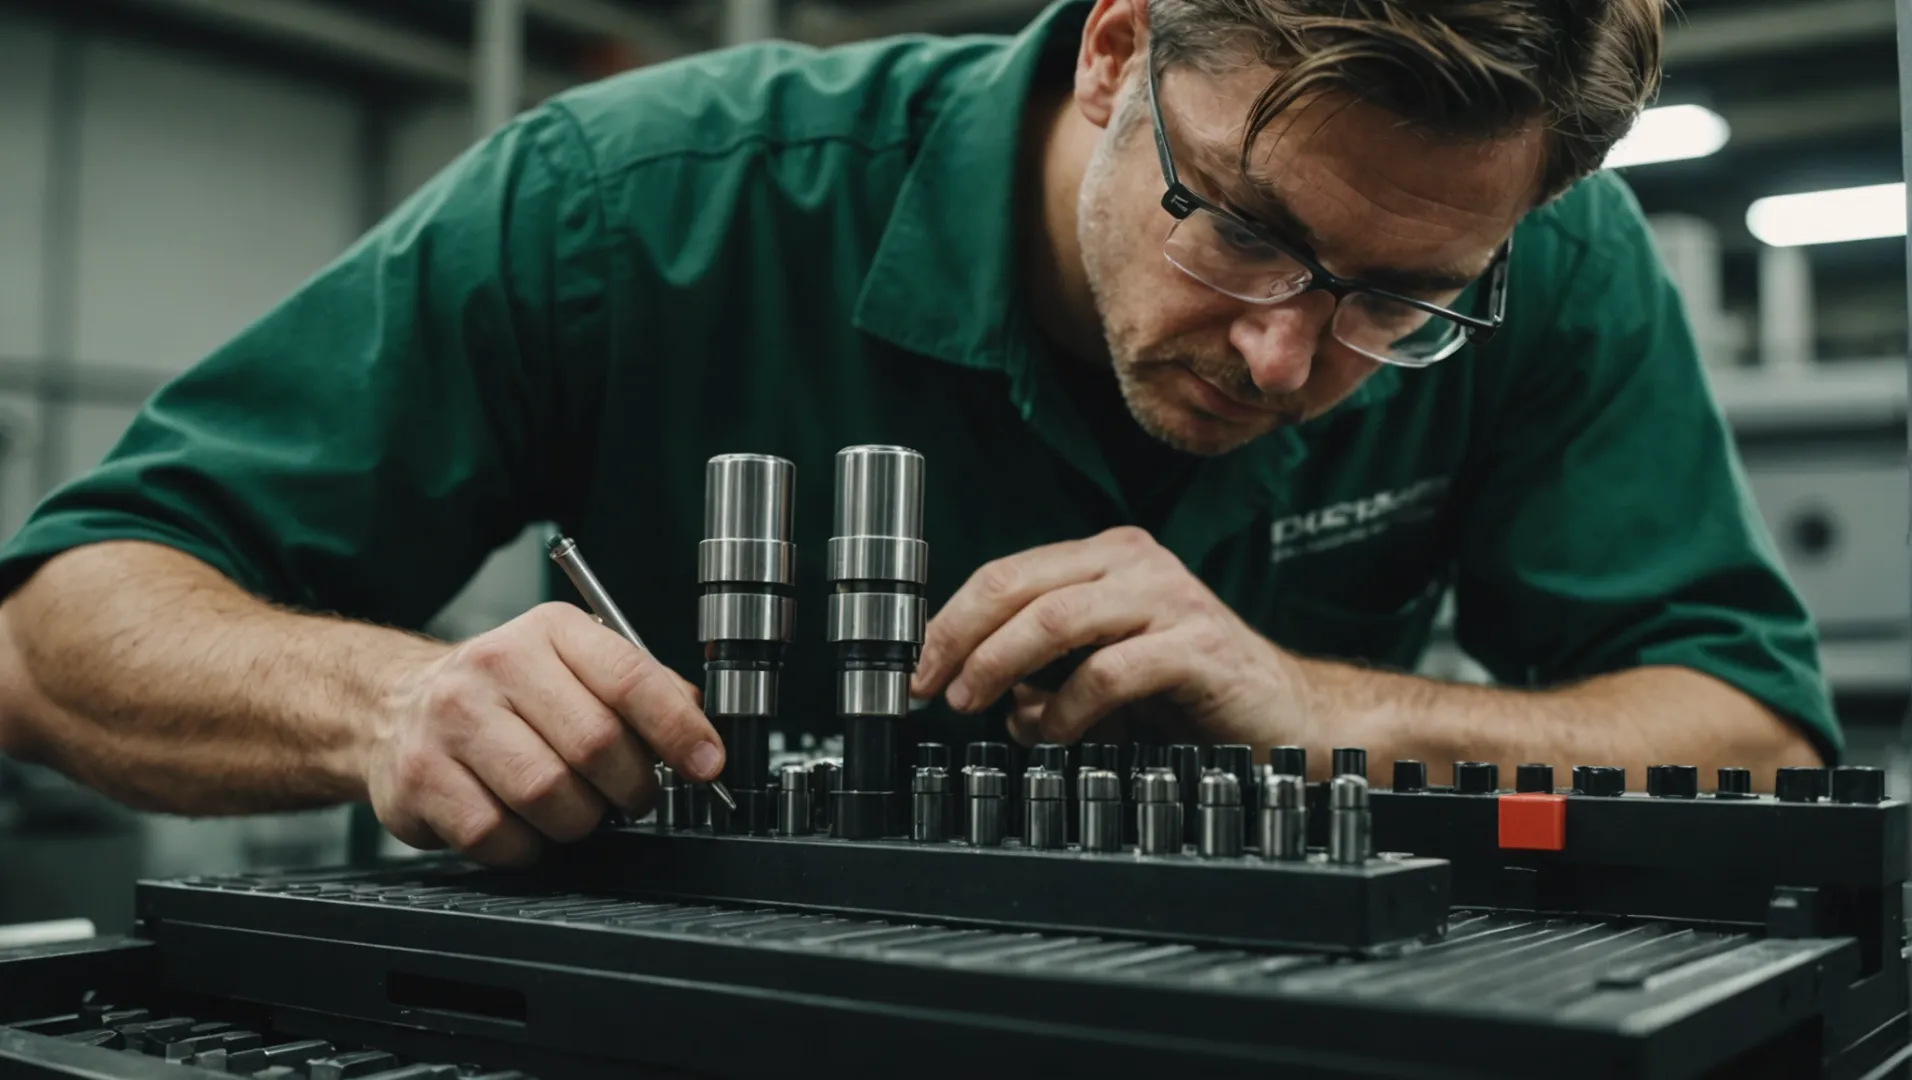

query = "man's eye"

[
  {"left": 1214, "top": 220, "right": 1271, "bottom": 255},
  {"left": 1348, "top": 294, "right": 1431, "bottom": 332}
]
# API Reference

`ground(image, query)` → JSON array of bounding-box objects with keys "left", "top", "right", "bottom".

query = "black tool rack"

[
  {"left": 542, "top": 826, "right": 1449, "bottom": 955},
  {"left": 0, "top": 935, "right": 560, "bottom": 1080},
  {"left": 1345, "top": 780, "right": 1911, "bottom": 1072},
  {"left": 1355, "top": 786, "right": 1904, "bottom": 948},
  {"left": 73, "top": 865, "right": 1880, "bottom": 1079}
]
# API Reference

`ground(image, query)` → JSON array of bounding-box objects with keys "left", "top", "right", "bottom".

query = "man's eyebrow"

[
  {"left": 1234, "top": 170, "right": 1487, "bottom": 296},
  {"left": 1354, "top": 263, "right": 1484, "bottom": 296},
  {"left": 1230, "top": 171, "right": 1322, "bottom": 251}
]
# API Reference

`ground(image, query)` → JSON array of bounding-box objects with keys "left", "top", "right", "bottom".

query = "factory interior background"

[{"left": 0, "top": 0, "right": 1906, "bottom": 936}]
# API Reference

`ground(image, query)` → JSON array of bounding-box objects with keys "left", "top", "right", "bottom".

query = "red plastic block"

[{"left": 1497, "top": 793, "right": 1567, "bottom": 851}]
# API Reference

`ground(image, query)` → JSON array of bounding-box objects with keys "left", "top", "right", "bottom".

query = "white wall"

[
  {"left": 0, "top": 17, "right": 52, "bottom": 365},
  {"left": 388, "top": 99, "right": 478, "bottom": 212},
  {"left": 0, "top": 396, "right": 42, "bottom": 547},
  {"left": 58, "top": 37, "right": 362, "bottom": 493},
  {"left": 0, "top": 12, "right": 542, "bottom": 624},
  {"left": 71, "top": 38, "right": 361, "bottom": 379},
  {"left": 0, "top": 11, "right": 551, "bottom": 880},
  {"left": 0, "top": 11, "right": 423, "bottom": 876},
  {"left": 0, "top": 9, "right": 364, "bottom": 501},
  {"left": 0, "top": 19, "right": 55, "bottom": 549}
]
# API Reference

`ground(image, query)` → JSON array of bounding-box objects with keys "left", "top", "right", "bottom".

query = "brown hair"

[{"left": 1148, "top": 0, "right": 1665, "bottom": 202}]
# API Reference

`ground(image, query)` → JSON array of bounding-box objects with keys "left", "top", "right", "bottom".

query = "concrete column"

[
  {"left": 722, "top": 0, "right": 779, "bottom": 45},
  {"left": 1758, "top": 244, "right": 1815, "bottom": 371},
  {"left": 473, "top": 0, "right": 524, "bottom": 137},
  {"left": 1649, "top": 214, "right": 1727, "bottom": 368}
]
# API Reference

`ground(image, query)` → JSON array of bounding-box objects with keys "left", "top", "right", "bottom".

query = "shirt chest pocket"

[
  {"left": 1257, "top": 579, "right": 1449, "bottom": 671},
  {"left": 1217, "top": 497, "right": 1455, "bottom": 670}
]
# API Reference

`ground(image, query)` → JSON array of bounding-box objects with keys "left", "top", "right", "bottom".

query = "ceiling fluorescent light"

[
  {"left": 1605, "top": 104, "right": 1731, "bottom": 169},
  {"left": 1747, "top": 182, "right": 1907, "bottom": 247}
]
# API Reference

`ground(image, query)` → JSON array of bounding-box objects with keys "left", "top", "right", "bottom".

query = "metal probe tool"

[
  {"left": 697, "top": 453, "right": 799, "bottom": 834},
  {"left": 546, "top": 533, "right": 737, "bottom": 813},
  {"left": 828, "top": 445, "right": 928, "bottom": 839}
]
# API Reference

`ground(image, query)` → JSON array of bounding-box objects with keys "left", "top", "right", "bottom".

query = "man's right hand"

[{"left": 366, "top": 601, "right": 725, "bottom": 867}]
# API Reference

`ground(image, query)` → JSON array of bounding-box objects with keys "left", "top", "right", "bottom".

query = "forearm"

[
  {"left": 1289, "top": 658, "right": 1824, "bottom": 792},
  {"left": 0, "top": 541, "right": 444, "bottom": 815}
]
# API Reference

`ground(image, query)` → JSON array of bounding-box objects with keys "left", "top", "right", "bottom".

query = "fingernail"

[
  {"left": 945, "top": 682, "right": 972, "bottom": 712},
  {"left": 689, "top": 741, "right": 723, "bottom": 780}
]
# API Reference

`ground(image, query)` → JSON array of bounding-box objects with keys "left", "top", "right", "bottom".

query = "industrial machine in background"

[{"left": 1715, "top": 359, "right": 1909, "bottom": 728}]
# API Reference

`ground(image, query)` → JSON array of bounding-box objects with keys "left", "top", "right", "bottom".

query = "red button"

[{"left": 1498, "top": 793, "right": 1567, "bottom": 851}]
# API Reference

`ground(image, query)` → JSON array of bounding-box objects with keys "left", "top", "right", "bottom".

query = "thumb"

[
  {"left": 678, "top": 673, "right": 704, "bottom": 710},
  {"left": 1007, "top": 684, "right": 1050, "bottom": 747}
]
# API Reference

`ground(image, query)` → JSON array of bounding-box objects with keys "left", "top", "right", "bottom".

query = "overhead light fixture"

[
  {"left": 1746, "top": 182, "right": 1907, "bottom": 247},
  {"left": 1605, "top": 104, "right": 1731, "bottom": 169}
]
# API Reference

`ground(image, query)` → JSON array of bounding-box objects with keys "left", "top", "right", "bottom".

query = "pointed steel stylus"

[{"left": 546, "top": 534, "right": 736, "bottom": 812}]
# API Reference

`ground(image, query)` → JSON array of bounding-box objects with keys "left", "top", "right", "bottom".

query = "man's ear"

[{"left": 1073, "top": 0, "right": 1146, "bottom": 130}]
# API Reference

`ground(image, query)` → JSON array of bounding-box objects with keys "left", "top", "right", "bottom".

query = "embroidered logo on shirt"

[{"left": 1269, "top": 477, "right": 1451, "bottom": 563}]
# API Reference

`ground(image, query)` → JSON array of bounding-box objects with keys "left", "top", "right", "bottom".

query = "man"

[{"left": 0, "top": 0, "right": 1830, "bottom": 868}]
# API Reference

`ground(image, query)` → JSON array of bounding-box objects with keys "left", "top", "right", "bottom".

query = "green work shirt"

[{"left": 0, "top": 0, "right": 1839, "bottom": 762}]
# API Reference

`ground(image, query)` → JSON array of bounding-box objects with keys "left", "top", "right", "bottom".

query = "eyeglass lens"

[{"left": 1163, "top": 205, "right": 1470, "bottom": 367}]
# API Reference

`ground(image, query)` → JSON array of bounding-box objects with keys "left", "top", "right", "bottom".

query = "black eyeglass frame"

[{"left": 1143, "top": 51, "right": 1512, "bottom": 353}]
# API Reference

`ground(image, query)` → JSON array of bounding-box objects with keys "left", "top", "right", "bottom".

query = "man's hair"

[{"left": 1148, "top": 0, "right": 1664, "bottom": 202}]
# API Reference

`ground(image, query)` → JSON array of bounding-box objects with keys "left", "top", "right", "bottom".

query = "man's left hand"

[{"left": 910, "top": 527, "right": 1314, "bottom": 747}]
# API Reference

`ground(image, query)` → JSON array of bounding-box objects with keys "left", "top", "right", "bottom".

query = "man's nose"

[{"left": 1229, "top": 294, "right": 1336, "bottom": 395}]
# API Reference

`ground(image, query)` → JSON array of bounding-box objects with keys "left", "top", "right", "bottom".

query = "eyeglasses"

[{"left": 1143, "top": 52, "right": 1511, "bottom": 368}]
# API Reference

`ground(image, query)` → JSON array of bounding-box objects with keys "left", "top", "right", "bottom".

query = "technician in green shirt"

[{"left": 0, "top": 0, "right": 1829, "bottom": 867}]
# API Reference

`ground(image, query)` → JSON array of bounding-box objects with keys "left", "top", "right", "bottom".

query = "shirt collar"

[{"left": 851, "top": 0, "right": 1086, "bottom": 374}]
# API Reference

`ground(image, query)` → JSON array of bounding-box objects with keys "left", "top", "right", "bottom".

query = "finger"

[
  {"left": 913, "top": 527, "right": 1155, "bottom": 699},
  {"left": 369, "top": 747, "right": 448, "bottom": 852},
  {"left": 503, "top": 645, "right": 655, "bottom": 813},
  {"left": 412, "top": 758, "right": 544, "bottom": 868},
  {"left": 944, "top": 580, "right": 1152, "bottom": 714},
  {"left": 373, "top": 800, "right": 445, "bottom": 853},
  {"left": 1040, "top": 635, "right": 1188, "bottom": 745},
  {"left": 456, "top": 703, "right": 609, "bottom": 844},
  {"left": 545, "top": 605, "right": 727, "bottom": 782},
  {"left": 1003, "top": 685, "right": 1048, "bottom": 747},
  {"left": 1005, "top": 710, "right": 1043, "bottom": 748},
  {"left": 1011, "top": 683, "right": 1052, "bottom": 718}
]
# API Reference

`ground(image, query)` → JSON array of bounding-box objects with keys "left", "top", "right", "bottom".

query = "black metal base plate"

[
  {"left": 544, "top": 825, "right": 1449, "bottom": 955},
  {"left": 119, "top": 865, "right": 1884, "bottom": 1080}
]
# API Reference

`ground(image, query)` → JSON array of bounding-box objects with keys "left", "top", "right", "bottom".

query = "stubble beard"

[{"left": 1075, "top": 104, "right": 1301, "bottom": 458}]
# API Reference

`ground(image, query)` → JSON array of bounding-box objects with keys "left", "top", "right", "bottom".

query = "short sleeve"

[
  {"left": 0, "top": 105, "right": 612, "bottom": 631},
  {"left": 1451, "top": 174, "right": 1840, "bottom": 762}
]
